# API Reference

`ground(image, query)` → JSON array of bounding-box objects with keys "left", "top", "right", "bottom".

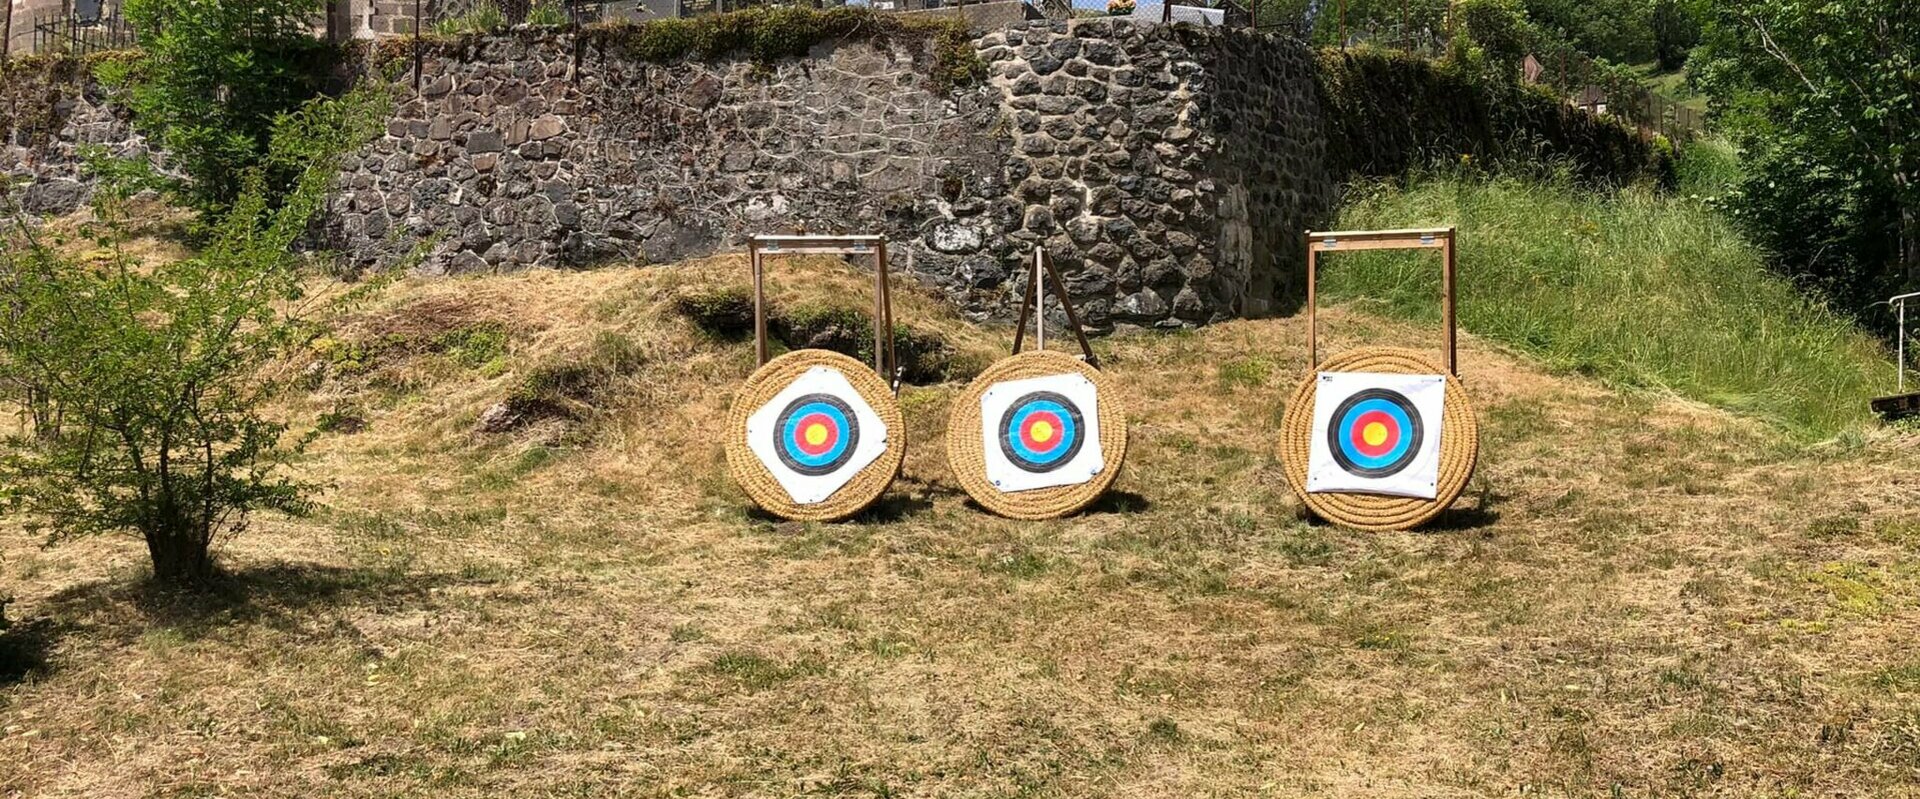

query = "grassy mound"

[{"left": 1321, "top": 173, "right": 1893, "bottom": 438}]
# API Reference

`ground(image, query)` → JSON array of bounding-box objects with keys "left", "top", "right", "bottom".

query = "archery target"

[
  {"left": 980, "top": 372, "right": 1105, "bottom": 493},
  {"left": 1307, "top": 371, "right": 1445, "bottom": 498},
  {"left": 745, "top": 365, "right": 889, "bottom": 505}
]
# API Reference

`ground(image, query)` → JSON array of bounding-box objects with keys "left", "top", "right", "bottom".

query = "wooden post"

[
  {"left": 3, "top": 0, "right": 14, "bottom": 63},
  {"left": 873, "top": 239, "right": 893, "bottom": 379},
  {"left": 1161, "top": 0, "right": 1171, "bottom": 24},
  {"left": 1442, "top": 226, "right": 1457, "bottom": 375},
  {"left": 751, "top": 240, "right": 769, "bottom": 366},
  {"left": 1036, "top": 249, "right": 1052, "bottom": 349},
  {"left": 1305, "top": 232, "right": 1318, "bottom": 368}
]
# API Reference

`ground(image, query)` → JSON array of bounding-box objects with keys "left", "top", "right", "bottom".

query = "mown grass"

[
  {"left": 5, "top": 256, "right": 1920, "bottom": 797},
  {"left": 1321, "top": 170, "right": 1893, "bottom": 439}
]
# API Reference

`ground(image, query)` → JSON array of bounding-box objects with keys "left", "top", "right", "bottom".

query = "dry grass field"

[{"left": 2, "top": 256, "right": 1918, "bottom": 797}]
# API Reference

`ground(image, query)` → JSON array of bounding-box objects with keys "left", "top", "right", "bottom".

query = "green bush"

[
  {"left": 111, "top": 0, "right": 336, "bottom": 209},
  {"left": 434, "top": 1, "right": 510, "bottom": 35},
  {"left": 589, "top": 7, "right": 982, "bottom": 90},
  {"left": 673, "top": 287, "right": 756, "bottom": 339},
  {"left": 1448, "top": 0, "right": 1535, "bottom": 81},
  {"left": 1321, "top": 173, "right": 1892, "bottom": 438},
  {"left": 0, "top": 86, "right": 389, "bottom": 585},
  {"left": 1316, "top": 48, "right": 1667, "bottom": 186}
]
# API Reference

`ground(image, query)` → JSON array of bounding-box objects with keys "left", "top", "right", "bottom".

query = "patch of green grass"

[
  {"left": 705, "top": 651, "right": 826, "bottom": 692},
  {"left": 1215, "top": 356, "right": 1274, "bottom": 391},
  {"left": 434, "top": 324, "right": 509, "bottom": 370},
  {"left": 1325, "top": 174, "right": 1892, "bottom": 438}
]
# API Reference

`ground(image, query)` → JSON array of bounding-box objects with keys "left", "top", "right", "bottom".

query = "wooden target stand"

[
  {"left": 946, "top": 248, "right": 1129, "bottom": 520},
  {"left": 724, "top": 235, "right": 906, "bottom": 521},
  {"left": 1279, "top": 228, "right": 1480, "bottom": 532}
]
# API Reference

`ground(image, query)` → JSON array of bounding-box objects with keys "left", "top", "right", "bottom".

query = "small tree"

[
  {"left": 1694, "top": 0, "right": 1919, "bottom": 318},
  {"left": 111, "top": 0, "right": 332, "bottom": 208},
  {"left": 0, "top": 87, "right": 386, "bottom": 585}
]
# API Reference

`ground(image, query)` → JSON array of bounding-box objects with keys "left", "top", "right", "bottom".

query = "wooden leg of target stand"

[
  {"left": 1011, "top": 250, "right": 1039, "bottom": 356},
  {"left": 872, "top": 239, "right": 897, "bottom": 386},
  {"left": 750, "top": 241, "right": 769, "bottom": 367},
  {"left": 1305, "top": 233, "right": 1318, "bottom": 370},
  {"left": 1442, "top": 227, "right": 1457, "bottom": 376},
  {"left": 1039, "top": 250, "right": 1099, "bottom": 367}
]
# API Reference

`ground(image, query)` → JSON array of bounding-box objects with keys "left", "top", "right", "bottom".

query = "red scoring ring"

[
  {"left": 1347, "top": 409, "right": 1401, "bottom": 457},
  {"left": 1018, "top": 410, "right": 1068, "bottom": 453},
  {"left": 790, "top": 412, "right": 841, "bottom": 456}
]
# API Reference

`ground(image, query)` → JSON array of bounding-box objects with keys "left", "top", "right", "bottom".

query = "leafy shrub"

[
  {"left": 1447, "top": 0, "right": 1536, "bottom": 81},
  {"left": 1316, "top": 47, "right": 1667, "bottom": 186},
  {"left": 525, "top": 2, "right": 568, "bottom": 27},
  {"left": 769, "top": 305, "right": 968, "bottom": 384},
  {"left": 0, "top": 86, "right": 389, "bottom": 585},
  {"left": 435, "top": 1, "right": 510, "bottom": 35},
  {"left": 111, "top": 0, "right": 336, "bottom": 209}
]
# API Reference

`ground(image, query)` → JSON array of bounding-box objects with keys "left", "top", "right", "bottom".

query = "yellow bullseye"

[
  {"left": 1362, "top": 421, "right": 1389, "bottom": 447},
  {"left": 804, "top": 423, "right": 829, "bottom": 447},
  {"left": 1029, "top": 420, "right": 1055, "bottom": 443}
]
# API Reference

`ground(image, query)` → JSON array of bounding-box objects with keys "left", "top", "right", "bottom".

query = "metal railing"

[{"left": 7, "top": 4, "right": 138, "bottom": 58}]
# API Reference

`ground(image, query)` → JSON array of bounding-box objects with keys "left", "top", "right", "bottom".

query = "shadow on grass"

[
  {"left": 743, "top": 484, "right": 949, "bottom": 526},
  {"left": 958, "top": 489, "right": 1154, "bottom": 518},
  {"left": 0, "top": 618, "right": 59, "bottom": 687},
  {"left": 28, "top": 562, "right": 488, "bottom": 656}
]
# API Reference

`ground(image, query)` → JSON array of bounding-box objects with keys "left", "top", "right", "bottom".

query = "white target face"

[
  {"left": 1307, "top": 371, "right": 1446, "bottom": 499},
  {"left": 979, "top": 371, "right": 1105, "bottom": 493},
  {"left": 745, "top": 366, "right": 890, "bottom": 504}
]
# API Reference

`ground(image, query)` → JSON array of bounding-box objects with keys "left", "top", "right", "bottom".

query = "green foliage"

[
  {"left": 1649, "top": 0, "right": 1701, "bottom": 70},
  {"left": 1692, "top": 0, "right": 1918, "bottom": 330},
  {"left": 1448, "top": 0, "right": 1536, "bottom": 81},
  {"left": 1520, "top": 0, "right": 1657, "bottom": 64},
  {"left": 1316, "top": 48, "right": 1668, "bottom": 186},
  {"left": 1674, "top": 135, "right": 1741, "bottom": 197},
  {"left": 673, "top": 286, "right": 756, "bottom": 339},
  {"left": 1323, "top": 173, "right": 1892, "bottom": 438},
  {"left": 0, "top": 86, "right": 390, "bottom": 585},
  {"left": 113, "top": 0, "right": 335, "bottom": 208},
  {"left": 434, "top": 0, "right": 510, "bottom": 35},
  {"left": 525, "top": 2, "right": 569, "bottom": 27},
  {"left": 589, "top": 7, "right": 983, "bottom": 90}
]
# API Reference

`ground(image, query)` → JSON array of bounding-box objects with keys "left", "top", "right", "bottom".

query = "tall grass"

[{"left": 1322, "top": 172, "right": 1894, "bottom": 438}]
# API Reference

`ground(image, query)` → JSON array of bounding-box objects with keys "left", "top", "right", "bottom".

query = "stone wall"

[
  {"left": 331, "top": 19, "right": 1337, "bottom": 328},
  {"left": 0, "top": 57, "right": 146, "bottom": 215}
]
